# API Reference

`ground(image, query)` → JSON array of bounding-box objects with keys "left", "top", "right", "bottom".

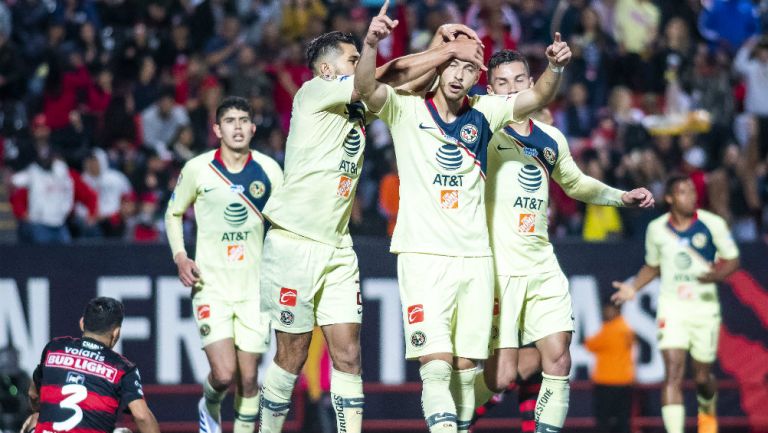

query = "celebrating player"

[
  {"left": 612, "top": 175, "right": 739, "bottom": 433},
  {"left": 165, "top": 96, "right": 284, "bottom": 433},
  {"left": 355, "top": 6, "right": 572, "bottom": 430},
  {"left": 472, "top": 50, "right": 654, "bottom": 433},
  {"left": 22, "top": 297, "right": 159, "bottom": 433},
  {"left": 257, "top": 13, "right": 486, "bottom": 433}
]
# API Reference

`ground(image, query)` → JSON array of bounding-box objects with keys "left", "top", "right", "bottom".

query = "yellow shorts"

[
  {"left": 397, "top": 253, "right": 494, "bottom": 360},
  {"left": 191, "top": 293, "right": 271, "bottom": 353},
  {"left": 491, "top": 271, "right": 574, "bottom": 350},
  {"left": 657, "top": 306, "right": 720, "bottom": 363},
  {"left": 260, "top": 228, "right": 362, "bottom": 334}
]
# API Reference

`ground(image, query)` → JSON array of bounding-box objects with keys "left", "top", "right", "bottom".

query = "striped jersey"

[
  {"left": 32, "top": 337, "right": 144, "bottom": 433},
  {"left": 375, "top": 85, "right": 519, "bottom": 256},
  {"left": 263, "top": 75, "right": 368, "bottom": 247},
  {"left": 165, "top": 149, "right": 283, "bottom": 300},
  {"left": 645, "top": 210, "right": 739, "bottom": 314}
]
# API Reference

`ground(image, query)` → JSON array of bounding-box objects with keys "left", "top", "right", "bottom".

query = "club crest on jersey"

[
  {"left": 200, "top": 324, "right": 211, "bottom": 336},
  {"left": 230, "top": 184, "right": 245, "bottom": 194},
  {"left": 692, "top": 232, "right": 708, "bottom": 249},
  {"left": 249, "top": 181, "right": 266, "bottom": 198},
  {"left": 224, "top": 202, "right": 248, "bottom": 227},
  {"left": 518, "top": 165, "right": 543, "bottom": 193},
  {"left": 436, "top": 144, "right": 463, "bottom": 171},
  {"left": 543, "top": 147, "right": 556, "bottom": 165},
  {"left": 280, "top": 310, "right": 294, "bottom": 326},
  {"left": 343, "top": 129, "right": 362, "bottom": 157},
  {"left": 523, "top": 147, "right": 538, "bottom": 158},
  {"left": 410, "top": 331, "right": 427, "bottom": 347},
  {"left": 460, "top": 124, "right": 479, "bottom": 144}
]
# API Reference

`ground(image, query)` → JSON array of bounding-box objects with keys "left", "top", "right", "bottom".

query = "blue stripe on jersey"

[
  {"left": 666, "top": 217, "right": 717, "bottom": 262},
  {"left": 424, "top": 97, "right": 493, "bottom": 175},
  {"left": 503, "top": 121, "right": 559, "bottom": 177},
  {"left": 210, "top": 156, "right": 273, "bottom": 214}
]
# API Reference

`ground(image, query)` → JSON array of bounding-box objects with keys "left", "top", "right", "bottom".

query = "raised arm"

[
  {"left": 355, "top": 1, "right": 399, "bottom": 112},
  {"left": 513, "top": 33, "right": 571, "bottom": 120}
]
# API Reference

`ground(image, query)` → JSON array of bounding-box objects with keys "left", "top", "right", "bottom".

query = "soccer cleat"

[
  {"left": 698, "top": 413, "right": 718, "bottom": 433},
  {"left": 198, "top": 397, "right": 222, "bottom": 433}
]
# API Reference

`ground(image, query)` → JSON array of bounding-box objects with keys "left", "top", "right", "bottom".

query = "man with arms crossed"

[
  {"left": 613, "top": 175, "right": 739, "bottom": 433},
  {"left": 355, "top": 7, "right": 573, "bottom": 430},
  {"left": 258, "top": 16, "right": 486, "bottom": 433},
  {"left": 22, "top": 297, "right": 159, "bottom": 433},
  {"left": 473, "top": 50, "right": 654, "bottom": 433},
  {"left": 166, "top": 96, "right": 284, "bottom": 433}
]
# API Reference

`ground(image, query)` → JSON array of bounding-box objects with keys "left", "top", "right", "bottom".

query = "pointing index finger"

[
  {"left": 378, "top": 0, "right": 389, "bottom": 16},
  {"left": 554, "top": 32, "right": 562, "bottom": 43}
]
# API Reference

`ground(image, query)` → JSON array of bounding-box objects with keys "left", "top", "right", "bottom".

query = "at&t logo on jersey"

[
  {"left": 518, "top": 165, "right": 542, "bottom": 193},
  {"left": 436, "top": 144, "right": 463, "bottom": 171},
  {"left": 407, "top": 304, "right": 424, "bottom": 324},
  {"left": 343, "top": 129, "right": 362, "bottom": 157},
  {"left": 460, "top": 124, "right": 479, "bottom": 144},
  {"left": 224, "top": 202, "right": 248, "bottom": 227},
  {"left": 279, "top": 287, "right": 298, "bottom": 307}
]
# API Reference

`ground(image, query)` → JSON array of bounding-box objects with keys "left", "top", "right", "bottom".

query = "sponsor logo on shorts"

[
  {"left": 460, "top": 124, "right": 479, "bottom": 144},
  {"left": 410, "top": 331, "right": 426, "bottom": 347},
  {"left": 493, "top": 298, "right": 500, "bottom": 315},
  {"left": 200, "top": 324, "right": 211, "bottom": 336},
  {"left": 279, "top": 288, "right": 297, "bottom": 306},
  {"left": 407, "top": 304, "right": 424, "bottom": 324},
  {"left": 227, "top": 244, "right": 245, "bottom": 262},
  {"left": 440, "top": 190, "right": 459, "bottom": 209},
  {"left": 280, "top": 310, "right": 295, "bottom": 326},
  {"left": 519, "top": 213, "right": 535, "bottom": 233},
  {"left": 337, "top": 176, "right": 353, "bottom": 198},
  {"left": 249, "top": 181, "right": 266, "bottom": 198},
  {"left": 197, "top": 304, "right": 210, "bottom": 320}
]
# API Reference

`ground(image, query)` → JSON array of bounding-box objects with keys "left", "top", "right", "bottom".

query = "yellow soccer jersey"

[
  {"left": 263, "top": 75, "right": 369, "bottom": 247},
  {"left": 486, "top": 119, "right": 625, "bottom": 275},
  {"left": 375, "top": 85, "right": 519, "bottom": 257},
  {"left": 165, "top": 149, "right": 283, "bottom": 300},
  {"left": 645, "top": 210, "right": 739, "bottom": 314}
]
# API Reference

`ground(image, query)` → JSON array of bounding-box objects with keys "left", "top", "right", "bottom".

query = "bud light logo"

[
  {"left": 224, "top": 202, "right": 248, "bottom": 227},
  {"left": 518, "top": 165, "right": 542, "bottom": 193},
  {"left": 343, "top": 129, "right": 362, "bottom": 157},
  {"left": 436, "top": 144, "right": 463, "bottom": 171}
]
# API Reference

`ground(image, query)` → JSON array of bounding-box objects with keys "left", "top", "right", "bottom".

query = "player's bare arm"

[
  {"left": 513, "top": 33, "right": 571, "bottom": 120},
  {"left": 128, "top": 399, "right": 161, "bottom": 433},
  {"left": 611, "top": 264, "right": 661, "bottom": 304},
  {"left": 354, "top": 1, "right": 397, "bottom": 112},
  {"left": 698, "top": 257, "right": 740, "bottom": 284}
]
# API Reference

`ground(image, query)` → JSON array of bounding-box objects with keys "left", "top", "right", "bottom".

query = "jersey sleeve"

[
  {"left": 475, "top": 93, "right": 520, "bottom": 131},
  {"left": 299, "top": 75, "right": 356, "bottom": 113},
  {"left": 551, "top": 131, "right": 625, "bottom": 207},
  {"left": 264, "top": 158, "right": 284, "bottom": 192},
  {"left": 119, "top": 367, "right": 145, "bottom": 407},
  {"left": 644, "top": 222, "right": 661, "bottom": 267},
  {"left": 371, "top": 84, "right": 405, "bottom": 125},
  {"left": 164, "top": 162, "right": 198, "bottom": 258},
  {"left": 710, "top": 216, "right": 740, "bottom": 260}
]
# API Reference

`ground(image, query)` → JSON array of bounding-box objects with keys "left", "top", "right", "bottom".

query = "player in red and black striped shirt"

[{"left": 21, "top": 297, "right": 159, "bottom": 433}]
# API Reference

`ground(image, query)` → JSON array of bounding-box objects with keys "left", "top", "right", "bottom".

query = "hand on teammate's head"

[
  {"left": 364, "top": 0, "right": 399, "bottom": 47},
  {"left": 545, "top": 32, "right": 572, "bottom": 67},
  {"left": 437, "top": 24, "right": 481, "bottom": 43},
  {"left": 448, "top": 38, "right": 487, "bottom": 71}
]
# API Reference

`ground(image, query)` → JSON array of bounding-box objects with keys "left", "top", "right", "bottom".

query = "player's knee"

[
  {"left": 329, "top": 343, "right": 361, "bottom": 374},
  {"left": 237, "top": 370, "right": 259, "bottom": 396},
  {"left": 693, "top": 369, "right": 712, "bottom": 387},
  {"left": 664, "top": 367, "right": 684, "bottom": 385},
  {"left": 543, "top": 348, "right": 571, "bottom": 376},
  {"left": 210, "top": 366, "right": 236, "bottom": 389}
]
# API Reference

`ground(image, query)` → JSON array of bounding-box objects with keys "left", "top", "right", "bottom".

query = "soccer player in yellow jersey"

[
  {"left": 258, "top": 15, "right": 487, "bottom": 433},
  {"left": 356, "top": 7, "right": 575, "bottom": 430},
  {"left": 165, "top": 96, "right": 284, "bottom": 433},
  {"left": 613, "top": 175, "right": 739, "bottom": 433},
  {"left": 470, "top": 50, "right": 654, "bottom": 433}
]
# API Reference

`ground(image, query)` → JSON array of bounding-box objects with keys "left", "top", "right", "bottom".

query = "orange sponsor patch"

[
  {"left": 227, "top": 245, "right": 245, "bottom": 262},
  {"left": 337, "top": 176, "right": 353, "bottom": 198},
  {"left": 440, "top": 190, "right": 459, "bottom": 209},
  {"left": 518, "top": 213, "right": 535, "bottom": 233}
]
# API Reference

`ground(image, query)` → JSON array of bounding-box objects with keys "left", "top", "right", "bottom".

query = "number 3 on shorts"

[{"left": 54, "top": 384, "right": 88, "bottom": 431}]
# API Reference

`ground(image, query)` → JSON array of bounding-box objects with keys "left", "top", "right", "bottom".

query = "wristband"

[{"left": 549, "top": 64, "right": 564, "bottom": 73}]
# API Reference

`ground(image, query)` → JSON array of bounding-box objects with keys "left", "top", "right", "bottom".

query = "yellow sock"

[
  {"left": 260, "top": 364, "right": 297, "bottom": 433},
  {"left": 203, "top": 376, "right": 226, "bottom": 419},
  {"left": 662, "top": 404, "right": 685, "bottom": 433},
  {"left": 449, "top": 367, "right": 477, "bottom": 431},
  {"left": 330, "top": 369, "right": 364, "bottom": 433},
  {"left": 534, "top": 373, "right": 569, "bottom": 433},
  {"left": 420, "top": 360, "right": 457, "bottom": 433},
  {"left": 234, "top": 393, "right": 259, "bottom": 433},
  {"left": 698, "top": 392, "right": 717, "bottom": 415}
]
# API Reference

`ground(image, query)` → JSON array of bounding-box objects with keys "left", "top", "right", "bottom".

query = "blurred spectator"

[
  {"left": 42, "top": 50, "right": 93, "bottom": 130},
  {"left": 267, "top": 40, "right": 312, "bottom": 131},
  {"left": 140, "top": 87, "right": 190, "bottom": 159},
  {"left": 584, "top": 302, "right": 634, "bottom": 433},
  {"left": 280, "top": 0, "right": 328, "bottom": 41},
  {"left": 550, "top": 0, "right": 586, "bottom": 41},
  {"left": 9, "top": 120, "right": 97, "bottom": 244},
  {"left": 229, "top": 45, "right": 272, "bottom": 99},
  {"left": 591, "top": 0, "right": 617, "bottom": 36},
  {"left": 204, "top": 14, "right": 246, "bottom": 78},
  {"left": 130, "top": 191, "right": 161, "bottom": 242},
  {"left": 156, "top": 16, "right": 192, "bottom": 71},
  {"left": 708, "top": 143, "right": 761, "bottom": 241},
  {"left": 569, "top": 6, "right": 616, "bottom": 109},
  {"left": 171, "top": 125, "right": 197, "bottom": 164},
  {"left": 0, "top": 346, "right": 30, "bottom": 433},
  {"left": 81, "top": 148, "right": 133, "bottom": 238},
  {"left": 0, "top": 19, "right": 24, "bottom": 102},
  {"left": 735, "top": 36, "right": 768, "bottom": 159},
  {"left": 132, "top": 55, "right": 161, "bottom": 113},
  {"left": 649, "top": 17, "right": 693, "bottom": 95},
  {"left": 466, "top": 0, "right": 521, "bottom": 68},
  {"left": 613, "top": 0, "right": 659, "bottom": 90},
  {"left": 378, "top": 149, "right": 398, "bottom": 237},
  {"left": 582, "top": 150, "right": 623, "bottom": 240},
  {"left": 189, "top": 76, "right": 223, "bottom": 151},
  {"left": 556, "top": 82, "right": 595, "bottom": 141},
  {"left": 517, "top": 0, "right": 550, "bottom": 49},
  {"left": 699, "top": 0, "right": 760, "bottom": 53},
  {"left": 681, "top": 142, "right": 708, "bottom": 209}
]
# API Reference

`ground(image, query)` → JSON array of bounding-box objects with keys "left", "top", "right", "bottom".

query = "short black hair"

[
  {"left": 83, "top": 297, "right": 124, "bottom": 335},
  {"left": 664, "top": 173, "right": 690, "bottom": 196},
  {"left": 306, "top": 31, "right": 358, "bottom": 72},
  {"left": 487, "top": 50, "right": 530, "bottom": 81},
  {"left": 216, "top": 96, "right": 254, "bottom": 124}
]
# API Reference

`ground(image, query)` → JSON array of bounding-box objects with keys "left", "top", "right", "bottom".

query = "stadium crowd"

[{"left": 0, "top": 0, "right": 766, "bottom": 244}]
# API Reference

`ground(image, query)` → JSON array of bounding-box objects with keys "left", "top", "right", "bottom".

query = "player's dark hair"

[
  {"left": 306, "top": 31, "right": 358, "bottom": 72},
  {"left": 664, "top": 173, "right": 690, "bottom": 197},
  {"left": 487, "top": 50, "right": 530, "bottom": 80},
  {"left": 215, "top": 96, "right": 254, "bottom": 124},
  {"left": 83, "top": 297, "right": 124, "bottom": 335}
]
